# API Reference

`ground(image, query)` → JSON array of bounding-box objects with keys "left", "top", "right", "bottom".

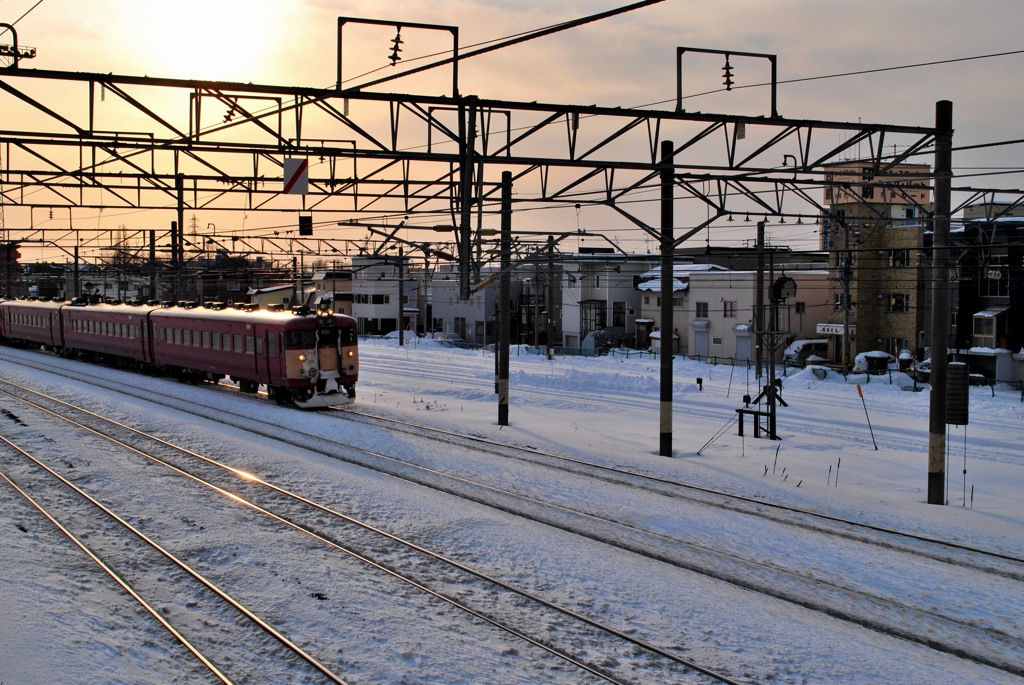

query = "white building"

[
  {"left": 684, "top": 270, "right": 830, "bottom": 362},
  {"left": 560, "top": 254, "right": 657, "bottom": 351}
]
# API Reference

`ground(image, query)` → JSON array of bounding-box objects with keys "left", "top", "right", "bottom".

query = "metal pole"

[
  {"left": 546, "top": 234, "right": 555, "bottom": 360},
  {"left": 659, "top": 140, "right": 674, "bottom": 457},
  {"left": 498, "top": 172, "right": 512, "bottom": 426},
  {"left": 842, "top": 217, "right": 853, "bottom": 373},
  {"left": 398, "top": 246, "right": 405, "bottom": 346},
  {"left": 928, "top": 100, "right": 953, "bottom": 505},
  {"left": 755, "top": 221, "right": 765, "bottom": 380},
  {"left": 458, "top": 97, "right": 477, "bottom": 300}
]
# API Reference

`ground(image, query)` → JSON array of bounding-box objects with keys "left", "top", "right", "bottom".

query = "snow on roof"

[
  {"left": 638, "top": 263, "right": 728, "bottom": 279},
  {"left": 975, "top": 306, "right": 1009, "bottom": 317},
  {"left": 637, "top": 279, "right": 687, "bottom": 292},
  {"left": 246, "top": 284, "right": 292, "bottom": 295}
]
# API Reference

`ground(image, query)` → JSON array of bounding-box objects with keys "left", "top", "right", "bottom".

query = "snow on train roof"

[
  {"left": 1, "top": 299, "right": 351, "bottom": 326},
  {"left": 149, "top": 304, "right": 327, "bottom": 325}
]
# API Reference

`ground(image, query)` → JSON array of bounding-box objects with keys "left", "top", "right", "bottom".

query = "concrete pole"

[
  {"left": 659, "top": 140, "right": 674, "bottom": 457},
  {"left": 498, "top": 172, "right": 512, "bottom": 426},
  {"left": 928, "top": 100, "right": 954, "bottom": 505}
]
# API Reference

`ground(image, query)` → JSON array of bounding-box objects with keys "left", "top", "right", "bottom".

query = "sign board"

[
  {"left": 283, "top": 158, "right": 309, "bottom": 195},
  {"left": 817, "top": 323, "right": 856, "bottom": 336}
]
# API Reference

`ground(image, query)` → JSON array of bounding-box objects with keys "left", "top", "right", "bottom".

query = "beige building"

[
  {"left": 636, "top": 265, "right": 829, "bottom": 363},
  {"left": 819, "top": 163, "right": 932, "bottom": 364}
]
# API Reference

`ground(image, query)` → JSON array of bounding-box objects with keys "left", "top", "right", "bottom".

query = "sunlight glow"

[{"left": 119, "top": 1, "right": 290, "bottom": 81}]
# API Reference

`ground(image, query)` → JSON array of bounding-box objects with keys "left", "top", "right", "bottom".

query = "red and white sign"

[{"left": 283, "top": 158, "right": 309, "bottom": 195}]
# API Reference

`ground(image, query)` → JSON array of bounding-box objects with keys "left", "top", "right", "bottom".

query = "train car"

[
  {"left": 0, "top": 298, "right": 65, "bottom": 350},
  {"left": 60, "top": 301, "right": 160, "bottom": 366},
  {"left": 149, "top": 303, "right": 358, "bottom": 408},
  {"left": 0, "top": 298, "right": 358, "bottom": 409}
]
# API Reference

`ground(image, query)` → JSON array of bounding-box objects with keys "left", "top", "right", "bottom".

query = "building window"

[
  {"left": 712, "top": 336, "right": 723, "bottom": 345},
  {"left": 795, "top": 302, "right": 806, "bottom": 314},
  {"left": 888, "top": 249, "right": 910, "bottom": 268},
  {"left": 973, "top": 316, "right": 996, "bottom": 348},
  {"left": 886, "top": 293, "right": 910, "bottom": 313},
  {"left": 723, "top": 301, "right": 737, "bottom": 318},
  {"left": 979, "top": 255, "right": 1009, "bottom": 297},
  {"left": 695, "top": 301, "right": 709, "bottom": 318}
]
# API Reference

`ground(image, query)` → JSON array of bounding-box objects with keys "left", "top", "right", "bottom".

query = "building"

[
  {"left": 350, "top": 255, "right": 422, "bottom": 336},
  {"left": 636, "top": 263, "right": 727, "bottom": 354},
  {"left": 559, "top": 252, "right": 657, "bottom": 352},
  {"left": 951, "top": 203, "right": 1024, "bottom": 381},
  {"left": 819, "top": 162, "right": 932, "bottom": 365}
]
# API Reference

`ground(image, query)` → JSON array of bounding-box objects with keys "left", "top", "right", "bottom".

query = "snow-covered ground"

[{"left": 1, "top": 339, "right": 1022, "bottom": 684}]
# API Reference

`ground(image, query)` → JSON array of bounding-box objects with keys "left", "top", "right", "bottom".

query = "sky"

[
  {"left": 2, "top": 0, "right": 1024, "bottom": 257},
  {"left": 1, "top": 339, "right": 1022, "bottom": 682}
]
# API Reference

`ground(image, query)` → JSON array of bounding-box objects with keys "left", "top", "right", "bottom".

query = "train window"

[
  {"left": 339, "top": 327, "right": 357, "bottom": 345},
  {"left": 245, "top": 335, "right": 255, "bottom": 354},
  {"left": 234, "top": 333, "right": 243, "bottom": 352},
  {"left": 284, "top": 329, "right": 317, "bottom": 347},
  {"left": 255, "top": 337, "right": 263, "bottom": 355},
  {"left": 223, "top": 333, "right": 232, "bottom": 351},
  {"left": 318, "top": 327, "right": 339, "bottom": 344},
  {"left": 173, "top": 328, "right": 182, "bottom": 344},
  {"left": 268, "top": 333, "right": 278, "bottom": 356},
  {"left": 182, "top": 329, "right": 191, "bottom": 345},
  {"left": 212, "top": 332, "right": 220, "bottom": 350},
  {"left": 202, "top": 330, "right": 211, "bottom": 348}
]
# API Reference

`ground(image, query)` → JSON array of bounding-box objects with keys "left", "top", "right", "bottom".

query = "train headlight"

[{"left": 298, "top": 353, "right": 307, "bottom": 362}]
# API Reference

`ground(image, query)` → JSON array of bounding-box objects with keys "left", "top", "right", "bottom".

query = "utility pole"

[
  {"left": 398, "top": 245, "right": 405, "bottom": 346},
  {"left": 498, "top": 172, "right": 511, "bottom": 426},
  {"left": 659, "top": 140, "right": 674, "bottom": 457},
  {"left": 841, "top": 217, "right": 854, "bottom": 373},
  {"left": 928, "top": 100, "right": 954, "bottom": 506},
  {"left": 546, "top": 234, "right": 555, "bottom": 360}
]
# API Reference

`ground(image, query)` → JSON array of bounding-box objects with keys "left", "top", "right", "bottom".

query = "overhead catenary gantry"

[
  {"left": 0, "top": 8, "right": 969, "bottom": 466},
  {"left": 1, "top": 16, "right": 946, "bottom": 296}
]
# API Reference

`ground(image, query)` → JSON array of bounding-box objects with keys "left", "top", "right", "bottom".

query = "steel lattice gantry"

[{"left": 0, "top": 64, "right": 943, "bottom": 285}]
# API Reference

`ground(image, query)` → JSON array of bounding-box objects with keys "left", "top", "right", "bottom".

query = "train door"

[
  {"left": 50, "top": 308, "right": 63, "bottom": 348},
  {"left": 262, "top": 327, "right": 279, "bottom": 382}
]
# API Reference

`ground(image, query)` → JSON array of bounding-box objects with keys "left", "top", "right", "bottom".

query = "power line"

[
  {"left": 2, "top": 0, "right": 47, "bottom": 32},
  {"left": 638, "top": 48, "right": 1024, "bottom": 111}
]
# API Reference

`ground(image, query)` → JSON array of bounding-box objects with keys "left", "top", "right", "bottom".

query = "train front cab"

[{"left": 275, "top": 308, "right": 358, "bottom": 409}]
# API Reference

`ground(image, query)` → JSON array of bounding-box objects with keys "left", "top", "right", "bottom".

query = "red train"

[{"left": 0, "top": 298, "right": 358, "bottom": 409}]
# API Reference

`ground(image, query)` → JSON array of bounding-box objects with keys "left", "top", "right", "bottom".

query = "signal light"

[
  {"left": 388, "top": 27, "right": 403, "bottom": 66},
  {"left": 722, "top": 56, "right": 734, "bottom": 91}
]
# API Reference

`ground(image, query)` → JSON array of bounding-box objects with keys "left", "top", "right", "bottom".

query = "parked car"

[
  {"left": 853, "top": 350, "right": 897, "bottom": 374},
  {"left": 427, "top": 332, "right": 466, "bottom": 346},
  {"left": 783, "top": 339, "right": 828, "bottom": 366}
]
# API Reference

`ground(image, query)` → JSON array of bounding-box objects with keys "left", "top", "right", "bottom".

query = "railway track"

[
  {"left": 0, "top": 379, "right": 743, "bottom": 685},
  {"left": 337, "top": 405, "right": 1024, "bottom": 580},
  {"left": 0, "top": 435, "right": 348, "bottom": 685},
  {"left": 2, "top": 347, "right": 1022, "bottom": 681}
]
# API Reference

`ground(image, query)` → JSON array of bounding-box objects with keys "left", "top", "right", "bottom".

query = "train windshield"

[
  {"left": 283, "top": 324, "right": 350, "bottom": 347},
  {"left": 283, "top": 329, "right": 318, "bottom": 347}
]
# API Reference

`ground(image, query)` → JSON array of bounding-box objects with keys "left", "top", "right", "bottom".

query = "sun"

[{"left": 120, "top": 0, "right": 291, "bottom": 82}]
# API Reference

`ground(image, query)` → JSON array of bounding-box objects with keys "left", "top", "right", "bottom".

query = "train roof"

[
  {"left": 149, "top": 303, "right": 353, "bottom": 327},
  {"left": 0, "top": 298, "right": 67, "bottom": 310},
  {"left": 1, "top": 299, "right": 353, "bottom": 327}
]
